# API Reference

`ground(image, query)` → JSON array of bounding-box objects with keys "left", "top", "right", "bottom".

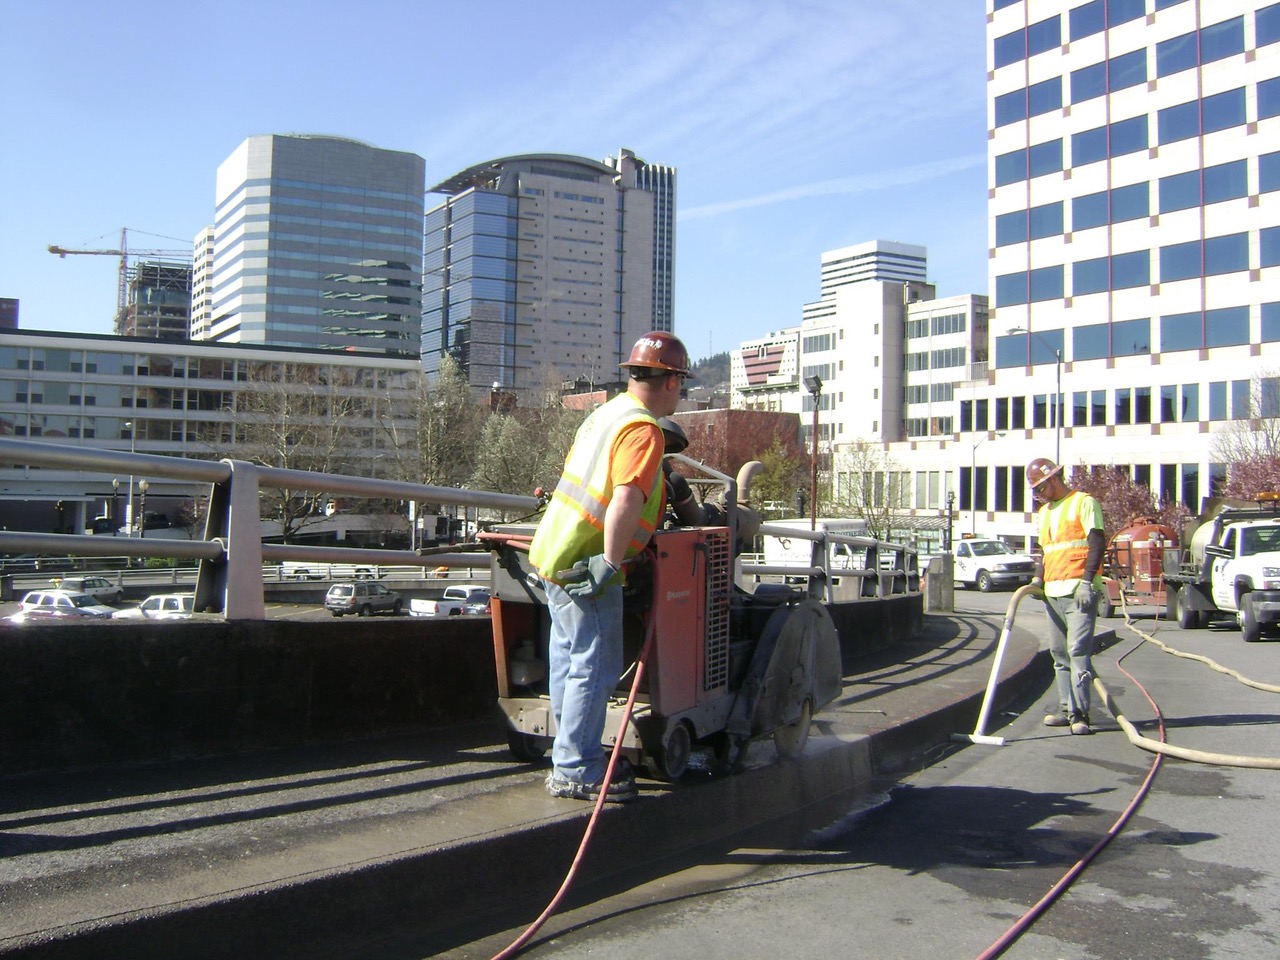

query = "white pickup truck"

[
  {"left": 409, "top": 584, "right": 490, "bottom": 618},
  {"left": 1163, "top": 501, "right": 1280, "bottom": 641},
  {"left": 952, "top": 538, "right": 1036, "bottom": 592}
]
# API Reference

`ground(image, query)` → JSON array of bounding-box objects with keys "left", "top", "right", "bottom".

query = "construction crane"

[{"left": 48, "top": 227, "right": 192, "bottom": 331}]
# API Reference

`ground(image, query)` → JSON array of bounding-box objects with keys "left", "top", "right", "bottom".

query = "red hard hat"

[
  {"left": 1026, "top": 457, "right": 1063, "bottom": 488},
  {"left": 619, "top": 331, "right": 691, "bottom": 376}
]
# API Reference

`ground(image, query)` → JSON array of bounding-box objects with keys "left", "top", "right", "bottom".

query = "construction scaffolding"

[{"left": 121, "top": 260, "right": 192, "bottom": 340}]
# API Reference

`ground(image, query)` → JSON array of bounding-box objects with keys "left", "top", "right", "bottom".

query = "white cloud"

[{"left": 678, "top": 152, "right": 987, "bottom": 221}]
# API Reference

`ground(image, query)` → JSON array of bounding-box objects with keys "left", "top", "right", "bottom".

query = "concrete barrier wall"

[
  {"left": 0, "top": 618, "right": 498, "bottom": 776},
  {"left": 0, "top": 592, "right": 924, "bottom": 777}
]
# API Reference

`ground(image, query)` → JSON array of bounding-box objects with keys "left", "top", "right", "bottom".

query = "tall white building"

[
  {"left": 422, "top": 149, "right": 674, "bottom": 395},
  {"left": 803, "top": 241, "right": 929, "bottom": 323},
  {"left": 195, "top": 135, "right": 425, "bottom": 356},
  {"left": 732, "top": 2, "right": 1280, "bottom": 553}
]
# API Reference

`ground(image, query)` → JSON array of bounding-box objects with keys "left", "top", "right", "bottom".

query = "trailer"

[{"left": 1099, "top": 519, "right": 1178, "bottom": 619}]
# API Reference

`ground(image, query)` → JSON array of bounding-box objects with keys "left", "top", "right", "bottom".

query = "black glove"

[{"left": 558, "top": 554, "right": 618, "bottom": 599}]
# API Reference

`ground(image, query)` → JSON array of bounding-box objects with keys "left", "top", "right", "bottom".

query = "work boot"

[
  {"left": 1043, "top": 713, "right": 1070, "bottom": 727},
  {"left": 1070, "top": 716, "right": 1092, "bottom": 736},
  {"left": 546, "top": 758, "right": 638, "bottom": 803}
]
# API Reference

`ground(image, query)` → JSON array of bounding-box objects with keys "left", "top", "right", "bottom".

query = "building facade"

[
  {"left": 422, "top": 149, "right": 673, "bottom": 396},
  {"left": 0, "top": 329, "right": 420, "bottom": 536},
  {"left": 734, "top": 3, "right": 1280, "bottom": 555},
  {"left": 195, "top": 135, "right": 425, "bottom": 357}
]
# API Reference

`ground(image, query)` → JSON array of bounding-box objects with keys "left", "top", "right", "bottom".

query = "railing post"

[{"left": 197, "top": 460, "right": 265, "bottom": 620}]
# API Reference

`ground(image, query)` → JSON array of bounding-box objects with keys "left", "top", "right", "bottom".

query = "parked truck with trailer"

[{"left": 1161, "top": 495, "right": 1280, "bottom": 642}]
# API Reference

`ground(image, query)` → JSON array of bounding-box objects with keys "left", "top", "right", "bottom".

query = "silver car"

[
  {"left": 12, "top": 590, "right": 116, "bottom": 621},
  {"left": 111, "top": 594, "right": 196, "bottom": 620},
  {"left": 52, "top": 576, "right": 124, "bottom": 604}
]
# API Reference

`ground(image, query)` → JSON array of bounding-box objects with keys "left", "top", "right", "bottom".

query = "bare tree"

[
  {"left": 828, "top": 440, "right": 910, "bottom": 539},
  {"left": 232, "top": 362, "right": 363, "bottom": 543}
]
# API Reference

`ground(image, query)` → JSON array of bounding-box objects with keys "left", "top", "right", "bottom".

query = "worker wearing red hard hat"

[
  {"left": 529, "top": 330, "right": 690, "bottom": 802},
  {"left": 1028, "top": 457, "right": 1105, "bottom": 735}
]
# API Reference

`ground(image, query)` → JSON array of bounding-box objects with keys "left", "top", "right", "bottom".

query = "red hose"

[
  {"left": 975, "top": 638, "right": 1164, "bottom": 959},
  {"left": 490, "top": 618, "right": 657, "bottom": 960}
]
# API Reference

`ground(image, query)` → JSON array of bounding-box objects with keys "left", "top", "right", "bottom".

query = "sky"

[{"left": 0, "top": 0, "right": 989, "bottom": 363}]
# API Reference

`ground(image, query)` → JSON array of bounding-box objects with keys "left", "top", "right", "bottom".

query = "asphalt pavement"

[{"left": 5, "top": 592, "right": 1276, "bottom": 959}]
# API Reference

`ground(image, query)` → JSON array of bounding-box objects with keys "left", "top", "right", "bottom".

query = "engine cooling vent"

[{"left": 703, "top": 529, "right": 731, "bottom": 691}]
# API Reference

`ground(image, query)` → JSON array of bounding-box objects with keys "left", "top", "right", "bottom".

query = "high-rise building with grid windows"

[
  {"left": 194, "top": 135, "right": 425, "bottom": 357},
  {"left": 965, "top": 0, "right": 1280, "bottom": 536},
  {"left": 422, "top": 149, "right": 674, "bottom": 396}
]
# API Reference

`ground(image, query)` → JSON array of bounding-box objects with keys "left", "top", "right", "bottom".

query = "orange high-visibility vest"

[
  {"left": 529, "top": 393, "right": 664, "bottom": 582},
  {"left": 1038, "top": 490, "right": 1100, "bottom": 586}
]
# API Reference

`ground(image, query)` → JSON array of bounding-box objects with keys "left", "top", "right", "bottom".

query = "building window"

[
  {"left": 996, "top": 149, "right": 1027, "bottom": 186},
  {"left": 1204, "top": 17, "right": 1245, "bottom": 62},
  {"left": 1260, "top": 2, "right": 1280, "bottom": 46},
  {"left": 1109, "top": 0, "right": 1144, "bottom": 26},
  {"left": 1074, "top": 256, "right": 1110, "bottom": 296},
  {"left": 1263, "top": 302, "right": 1280, "bottom": 342},
  {"left": 995, "top": 88, "right": 1027, "bottom": 127},
  {"left": 1203, "top": 88, "right": 1246, "bottom": 133},
  {"left": 1012, "top": 395, "right": 1026, "bottom": 429},
  {"left": 1071, "top": 62, "right": 1106, "bottom": 103},
  {"left": 1030, "top": 139, "right": 1063, "bottom": 178},
  {"left": 1070, "top": 0, "right": 1105, "bottom": 41},
  {"left": 996, "top": 271, "right": 1028, "bottom": 307},
  {"left": 1111, "top": 116, "right": 1149, "bottom": 156},
  {"left": 1074, "top": 191, "right": 1109, "bottom": 230},
  {"left": 1091, "top": 390, "right": 1107, "bottom": 426},
  {"left": 1158, "top": 100, "right": 1200, "bottom": 145},
  {"left": 1116, "top": 388, "right": 1132, "bottom": 425},
  {"left": 1205, "top": 306, "right": 1250, "bottom": 347},
  {"left": 1073, "top": 126, "right": 1109, "bottom": 166},
  {"left": 1160, "top": 240, "right": 1203, "bottom": 282},
  {"left": 1029, "top": 265, "right": 1064, "bottom": 301},
  {"left": 1113, "top": 250, "right": 1152, "bottom": 288},
  {"left": 1030, "top": 77, "right": 1062, "bottom": 117},
  {"left": 1204, "top": 233, "right": 1249, "bottom": 275},
  {"left": 1204, "top": 160, "right": 1248, "bottom": 205},
  {"left": 1262, "top": 77, "right": 1280, "bottom": 121},
  {"left": 1111, "top": 182, "right": 1150, "bottom": 222},
  {"left": 1232, "top": 379, "right": 1252, "bottom": 418},
  {"left": 1260, "top": 151, "right": 1280, "bottom": 193},
  {"left": 1108, "top": 49, "right": 1147, "bottom": 91},
  {"left": 1029, "top": 201, "right": 1064, "bottom": 239},
  {"left": 995, "top": 210, "right": 1026, "bottom": 247},
  {"left": 1181, "top": 383, "right": 1199, "bottom": 420},
  {"left": 1157, "top": 32, "right": 1199, "bottom": 77},
  {"left": 994, "top": 28, "right": 1026, "bottom": 69},
  {"left": 1161, "top": 311, "right": 1202, "bottom": 352},
  {"left": 1113, "top": 318, "right": 1152, "bottom": 356},
  {"left": 1160, "top": 384, "right": 1178, "bottom": 422}
]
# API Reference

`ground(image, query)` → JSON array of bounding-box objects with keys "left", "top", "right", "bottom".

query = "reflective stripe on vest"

[
  {"left": 528, "top": 394, "right": 663, "bottom": 580},
  {"left": 1039, "top": 490, "right": 1090, "bottom": 584}
]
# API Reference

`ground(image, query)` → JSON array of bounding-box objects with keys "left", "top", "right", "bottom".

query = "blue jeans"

[
  {"left": 545, "top": 579, "right": 624, "bottom": 786},
  {"left": 1043, "top": 592, "right": 1097, "bottom": 720}
]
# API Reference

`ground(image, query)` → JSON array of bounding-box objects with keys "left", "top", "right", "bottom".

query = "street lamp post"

[
  {"left": 804, "top": 375, "right": 823, "bottom": 531},
  {"left": 111, "top": 478, "right": 120, "bottom": 536},
  {"left": 945, "top": 491, "right": 956, "bottom": 552},
  {"left": 138, "top": 479, "right": 149, "bottom": 539},
  {"left": 124, "top": 420, "right": 136, "bottom": 536},
  {"left": 1008, "top": 327, "right": 1062, "bottom": 462}
]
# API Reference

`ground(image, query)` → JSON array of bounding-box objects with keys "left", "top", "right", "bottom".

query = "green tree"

[{"left": 827, "top": 440, "right": 909, "bottom": 539}]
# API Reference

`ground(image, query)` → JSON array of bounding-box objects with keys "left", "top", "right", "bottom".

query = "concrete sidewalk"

[{"left": 0, "top": 602, "right": 1052, "bottom": 960}]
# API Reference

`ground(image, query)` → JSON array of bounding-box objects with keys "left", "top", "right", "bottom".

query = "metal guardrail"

[
  {"left": 742, "top": 522, "right": 919, "bottom": 603},
  {"left": 0, "top": 438, "right": 539, "bottom": 620}
]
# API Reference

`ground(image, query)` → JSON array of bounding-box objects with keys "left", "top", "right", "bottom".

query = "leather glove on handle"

[
  {"left": 558, "top": 554, "right": 618, "bottom": 599},
  {"left": 1074, "top": 581, "right": 1096, "bottom": 612}
]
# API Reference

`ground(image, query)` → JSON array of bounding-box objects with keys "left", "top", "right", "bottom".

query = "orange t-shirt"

[{"left": 610, "top": 420, "right": 664, "bottom": 507}]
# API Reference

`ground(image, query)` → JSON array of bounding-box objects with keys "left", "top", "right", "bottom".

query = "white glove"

[{"left": 1074, "top": 581, "right": 1097, "bottom": 612}]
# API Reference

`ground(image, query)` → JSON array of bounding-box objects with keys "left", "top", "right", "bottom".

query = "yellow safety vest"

[
  {"left": 1038, "top": 490, "right": 1103, "bottom": 594},
  {"left": 529, "top": 393, "right": 664, "bottom": 582}
]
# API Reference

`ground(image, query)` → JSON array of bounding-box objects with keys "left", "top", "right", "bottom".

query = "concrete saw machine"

[{"left": 484, "top": 457, "right": 843, "bottom": 780}]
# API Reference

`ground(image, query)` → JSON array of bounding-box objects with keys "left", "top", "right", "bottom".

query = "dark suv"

[{"left": 324, "top": 582, "right": 403, "bottom": 618}]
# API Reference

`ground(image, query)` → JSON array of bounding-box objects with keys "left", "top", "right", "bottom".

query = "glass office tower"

[{"left": 199, "top": 135, "right": 425, "bottom": 357}]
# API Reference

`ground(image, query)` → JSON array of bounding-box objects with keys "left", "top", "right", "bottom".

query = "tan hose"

[{"left": 1095, "top": 594, "right": 1280, "bottom": 769}]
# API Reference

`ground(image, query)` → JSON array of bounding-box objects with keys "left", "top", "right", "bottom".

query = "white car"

[
  {"left": 952, "top": 539, "right": 1036, "bottom": 592},
  {"left": 112, "top": 593, "right": 196, "bottom": 620},
  {"left": 11, "top": 590, "right": 117, "bottom": 621},
  {"left": 51, "top": 576, "right": 124, "bottom": 604}
]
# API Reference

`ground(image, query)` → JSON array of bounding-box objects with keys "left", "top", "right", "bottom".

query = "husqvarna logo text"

[{"left": 666, "top": 589, "right": 691, "bottom": 602}]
